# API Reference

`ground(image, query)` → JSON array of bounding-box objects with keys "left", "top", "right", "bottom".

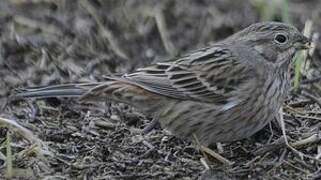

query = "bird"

[{"left": 14, "top": 22, "right": 310, "bottom": 146}]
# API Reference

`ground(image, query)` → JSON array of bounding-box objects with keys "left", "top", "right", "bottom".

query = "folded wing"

[{"left": 123, "top": 45, "right": 257, "bottom": 105}]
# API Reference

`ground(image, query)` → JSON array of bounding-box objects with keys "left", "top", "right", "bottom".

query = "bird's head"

[{"left": 227, "top": 22, "right": 310, "bottom": 65}]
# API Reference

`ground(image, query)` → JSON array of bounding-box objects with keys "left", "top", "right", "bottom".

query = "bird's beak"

[
  {"left": 294, "top": 36, "right": 311, "bottom": 50},
  {"left": 294, "top": 42, "right": 311, "bottom": 50}
]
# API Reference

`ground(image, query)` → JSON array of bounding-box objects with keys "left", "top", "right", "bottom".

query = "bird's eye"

[{"left": 274, "top": 33, "right": 288, "bottom": 44}]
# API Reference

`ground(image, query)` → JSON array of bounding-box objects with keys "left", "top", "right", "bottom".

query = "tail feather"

[
  {"left": 14, "top": 83, "right": 100, "bottom": 99},
  {"left": 12, "top": 80, "right": 163, "bottom": 114}
]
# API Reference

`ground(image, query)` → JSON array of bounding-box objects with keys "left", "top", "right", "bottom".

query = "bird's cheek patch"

[{"left": 254, "top": 45, "right": 277, "bottom": 63}]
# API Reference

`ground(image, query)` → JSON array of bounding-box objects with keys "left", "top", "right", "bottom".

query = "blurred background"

[
  {"left": 1, "top": 0, "right": 320, "bottom": 95},
  {"left": 0, "top": 0, "right": 321, "bottom": 179}
]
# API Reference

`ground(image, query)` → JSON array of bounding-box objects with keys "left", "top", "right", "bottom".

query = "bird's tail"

[
  {"left": 13, "top": 83, "right": 100, "bottom": 99},
  {"left": 13, "top": 80, "right": 163, "bottom": 114}
]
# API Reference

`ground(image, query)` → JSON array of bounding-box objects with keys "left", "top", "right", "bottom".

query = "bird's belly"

[{"left": 158, "top": 87, "right": 285, "bottom": 145}]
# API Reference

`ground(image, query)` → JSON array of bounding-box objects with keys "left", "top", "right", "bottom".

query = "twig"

[
  {"left": 301, "top": 90, "right": 321, "bottom": 108},
  {"left": 301, "top": 20, "right": 314, "bottom": 76},
  {"left": 315, "top": 146, "right": 321, "bottom": 159},
  {"left": 287, "top": 99, "right": 312, "bottom": 107},
  {"left": 142, "top": 118, "right": 159, "bottom": 134},
  {"left": 192, "top": 134, "right": 210, "bottom": 164},
  {"left": 291, "top": 134, "right": 321, "bottom": 148},
  {"left": 94, "top": 120, "right": 116, "bottom": 130},
  {"left": 193, "top": 133, "right": 233, "bottom": 166},
  {"left": 292, "top": 114, "right": 321, "bottom": 121},
  {"left": 200, "top": 145, "right": 234, "bottom": 166},
  {"left": 255, "top": 108, "right": 321, "bottom": 158},
  {"left": 200, "top": 157, "right": 210, "bottom": 170},
  {"left": 254, "top": 133, "right": 321, "bottom": 155},
  {"left": 312, "top": 84, "right": 321, "bottom": 95},
  {"left": 308, "top": 32, "right": 319, "bottom": 59},
  {"left": 253, "top": 136, "right": 286, "bottom": 155},
  {"left": 153, "top": 8, "right": 177, "bottom": 56},
  {"left": 302, "top": 76, "right": 321, "bottom": 84},
  {"left": 13, "top": 15, "right": 62, "bottom": 36},
  {"left": 0, "top": 117, "right": 42, "bottom": 146},
  {"left": 283, "top": 160, "right": 309, "bottom": 174},
  {"left": 216, "top": 142, "right": 224, "bottom": 154},
  {"left": 275, "top": 107, "right": 321, "bottom": 162},
  {"left": 284, "top": 105, "right": 306, "bottom": 115}
]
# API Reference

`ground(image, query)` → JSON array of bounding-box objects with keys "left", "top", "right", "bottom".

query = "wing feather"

[{"left": 123, "top": 45, "right": 256, "bottom": 104}]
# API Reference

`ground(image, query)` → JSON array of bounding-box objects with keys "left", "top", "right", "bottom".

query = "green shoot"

[{"left": 5, "top": 130, "right": 13, "bottom": 178}]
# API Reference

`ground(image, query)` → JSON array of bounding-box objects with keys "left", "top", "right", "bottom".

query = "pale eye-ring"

[{"left": 274, "top": 33, "right": 288, "bottom": 44}]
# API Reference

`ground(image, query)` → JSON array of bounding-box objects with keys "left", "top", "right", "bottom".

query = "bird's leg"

[
  {"left": 274, "top": 107, "right": 321, "bottom": 162},
  {"left": 277, "top": 107, "right": 289, "bottom": 144},
  {"left": 192, "top": 134, "right": 234, "bottom": 166},
  {"left": 277, "top": 107, "right": 305, "bottom": 159},
  {"left": 200, "top": 145, "right": 234, "bottom": 166}
]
